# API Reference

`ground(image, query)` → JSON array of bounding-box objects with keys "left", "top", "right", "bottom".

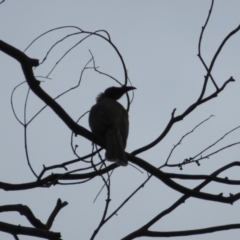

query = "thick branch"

[
  {"left": 122, "top": 161, "right": 240, "bottom": 240},
  {"left": 0, "top": 164, "right": 117, "bottom": 191},
  {"left": 164, "top": 171, "right": 240, "bottom": 185},
  {"left": 0, "top": 221, "right": 61, "bottom": 239},
  {"left": 0, "top": 199, "right": 67, "bottom": 234},
  {"left": 0, "top": 205, "right": 46, "bottom": 229},
  {"left": 1, "top": 155, "right": 239, "bottom": 204},
  {"left": 0, "top": 39, "right": 94, "bottom": 143},
  {"left": 141, "top": 224, "right": 240, "bottom": 238},
  {"left": 128, "top": 154, "right": 240, "bottom": 204}
]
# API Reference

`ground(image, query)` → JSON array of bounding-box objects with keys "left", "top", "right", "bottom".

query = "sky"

[{"left": 1, "top": 1, "right": 240, "bottom": 240}]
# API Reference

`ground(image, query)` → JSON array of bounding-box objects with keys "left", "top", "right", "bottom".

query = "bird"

[{"left": 89, "top": 85, "right": 136, "bottom": 166}]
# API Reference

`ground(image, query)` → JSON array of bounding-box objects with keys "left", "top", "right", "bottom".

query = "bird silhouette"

[{"left": 89, "top": 86, "right": 136, "bottom": 166}]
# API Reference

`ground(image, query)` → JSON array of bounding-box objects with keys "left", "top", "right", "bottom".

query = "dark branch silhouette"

[{"left": 1, "top": 0, "right": 240, "bottom": 239}]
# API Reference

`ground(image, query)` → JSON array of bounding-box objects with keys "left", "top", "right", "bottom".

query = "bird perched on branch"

[{"left": 89, "top": 85, "right": 136, "bottom": 166}]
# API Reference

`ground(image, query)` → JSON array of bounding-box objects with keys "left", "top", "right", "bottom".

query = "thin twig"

[{"left": 165, "top": 115, "right": 214, "bottom": 165}]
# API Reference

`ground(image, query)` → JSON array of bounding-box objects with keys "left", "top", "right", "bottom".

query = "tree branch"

[
  {"left": 122, "top": 161, "right": 240, "bottom": 239},
  {"left": 128, "top": 154, "right": 240, "bottom": 204},
  {"left": 0, "top": 39, "right": 94, "bottom": 143},
  {"left": 0, "top": 221, "right": 61, "bottom": 240},
  {"left": 0, "top": 164, "right": 117, "bottom": 191},
  {"left": 0, "top": 199, "right": 67, "bottom": 239}
]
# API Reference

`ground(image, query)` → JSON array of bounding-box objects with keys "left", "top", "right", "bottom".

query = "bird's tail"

[{"left": 105, "top": 129, "right": 128, "bottom": 166}]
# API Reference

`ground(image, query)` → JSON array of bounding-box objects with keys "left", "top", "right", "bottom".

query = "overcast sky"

[{"left": 1, "top": 1, "right": 240, "bottom": 240}]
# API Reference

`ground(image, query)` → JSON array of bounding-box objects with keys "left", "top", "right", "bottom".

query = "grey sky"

[{"left": 1, "top": 1, "right": 240, "bottom": 239}]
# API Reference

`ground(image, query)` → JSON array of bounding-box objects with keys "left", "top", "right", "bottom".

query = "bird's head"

[{"left": 97, "top": 85, "right": 136, "bottom": 101}]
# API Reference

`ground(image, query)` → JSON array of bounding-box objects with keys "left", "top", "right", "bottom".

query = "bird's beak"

[{"left": 123, "top": 86, "right": 136, "bottom": 92}]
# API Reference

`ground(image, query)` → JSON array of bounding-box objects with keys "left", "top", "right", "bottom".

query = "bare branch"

[
  {"left": 198, "top": 0, "right": 218, "bottom": 89},
  {"left": 0, "top": 164, "right": 118, "bottom": 191},
  {"left": 132, "top": 76, "right": 234, "bottom": 156},
  {"left": 128, "top": 154, "right": 240, "bottom": 204},
  {"left": 137, "top": 224, "right": 240, "bottom": 238},
  {"left": 165, "top": 115, "right": 214, "bottom": 165},
  {"left": 0, "top": 39, "right": 94, "bottom": 143},
  {"left": 122, "top": 161, "right": 240, "bottom": 239},
  {"left": 0, "top": 221, "right": 61, "bottom": 239},
  {"left": 46, "top": 199, "right": 68, "bottom": 230}
]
